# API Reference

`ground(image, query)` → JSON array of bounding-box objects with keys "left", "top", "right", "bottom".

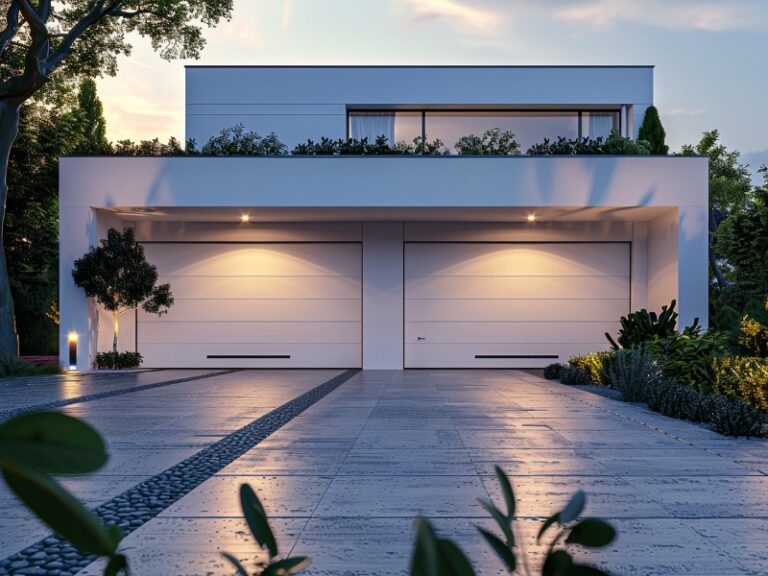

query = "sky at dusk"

[{"left": 96, "top": 0, "right": 768, "bottom": 173}]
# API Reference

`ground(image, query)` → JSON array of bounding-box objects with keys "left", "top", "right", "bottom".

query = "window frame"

[{"left": 346, "top": 108, "right": 623, "bottom": 143}]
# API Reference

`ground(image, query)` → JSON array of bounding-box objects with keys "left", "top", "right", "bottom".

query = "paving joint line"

[
  {"left": 549, "top": 380, "right": 768, "bottom": 475},
  {"left": 0, "top": 369, "right": 359, "bottom": 576},
  {"left": 0, "top": 370, "right": 241, "bottom": 420}
]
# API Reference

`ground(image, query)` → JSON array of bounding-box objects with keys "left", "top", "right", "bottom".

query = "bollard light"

[{"left": 68, "top": 332, "right": 78, "bottom": 370}]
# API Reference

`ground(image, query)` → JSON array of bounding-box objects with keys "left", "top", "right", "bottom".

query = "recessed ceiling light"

[
  {"left": 240, "top": 214, "right": 250, "bottom": 223},
  {"left": 527, "top": 213, "right": 536, "bottom": 222}
]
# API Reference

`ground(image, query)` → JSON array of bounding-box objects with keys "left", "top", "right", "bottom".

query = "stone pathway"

[
  {"left": 0, "top": 369, "right": 346, "bottom": 566},
  {"left": 2, "top": 369, "right": 768, "bottom": 575}
]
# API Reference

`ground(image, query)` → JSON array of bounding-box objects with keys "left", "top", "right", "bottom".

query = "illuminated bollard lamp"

[{"left": 68, "top": 332, "right": 78, "bottom": 370}]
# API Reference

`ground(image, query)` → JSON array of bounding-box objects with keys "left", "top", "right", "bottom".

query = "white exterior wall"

[
  {"left": 362, "top": 222, "right": 404, "bottom": 369},
  {"left": 60, "top": 155, "right": 708, "bottom": 369},
  {"left": 186, "top": 66, "right": 654, "bottom": 146}
]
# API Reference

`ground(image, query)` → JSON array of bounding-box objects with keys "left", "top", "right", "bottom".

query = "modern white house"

[{"left": 59, "top": 65, "right": 709, "bottom": 370}]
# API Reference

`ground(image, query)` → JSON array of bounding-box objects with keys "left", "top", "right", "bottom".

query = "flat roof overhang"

[
  {"left": 96, "top": 205, "right": 673, "bottom": 223},
  {"left": 60, "top": 155, "right": 708, "bottom": 212}
]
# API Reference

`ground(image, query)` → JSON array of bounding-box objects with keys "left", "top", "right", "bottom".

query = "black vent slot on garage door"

[
  {"left": 475, "top": 354, "right": 559, "bottom": 359},
  {"left": 207, "top": 355, "right": 291, "bottom": 359}
]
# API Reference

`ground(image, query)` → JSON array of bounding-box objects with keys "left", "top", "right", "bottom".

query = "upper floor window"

[
  {"left": 348, "top": 111, "right": 421, "bottom": 145},
  {"left": 348, "top": 109, "right": 620, "bottom": 153}
]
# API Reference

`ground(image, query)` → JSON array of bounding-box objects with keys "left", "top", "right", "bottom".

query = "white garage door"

[
  {"left": 404, "top": 242, "right": 630, "bottom": 368},
  {"left": 137, "top": 243, "right": 362, "bottom": 368}
]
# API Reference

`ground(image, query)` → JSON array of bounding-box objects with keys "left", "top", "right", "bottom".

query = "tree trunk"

[
  {"left": 0, "top": 100, "right": 20, "bottom": 356},
  {"left": 112, "top": 310, "right": 119, "bottom": 353}
]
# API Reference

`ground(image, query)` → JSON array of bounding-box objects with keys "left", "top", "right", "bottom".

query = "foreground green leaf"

[
  {"left": 477, "top": 498, "right": 514, "bottom": 545},
  {"left": 240, "top": 484, "right": 279, "bottom": 559},
  {"left": 477, "top": 527, "right": 516, "bottom": 572},
  {"left": 410, "top": 518, "right": 476, "bottom": 576},
  {"left": 221, "top": 551, "right": 249, "bottom": 576},
  {"left": 103, "top": 554, "right": 128, "bottom": 576},
  {"left": 494, "top": 465, "right": 516, "bottom": 518},
  {"left": 262, "top": 556, "right": 311, "bottom": 576},
  {"left": 0, "top": 411, "right": 108, "bottom": 474},
  {"left": 559, "top": 490, "right": 586, "bottom": 523},
  {"left": 565, "top": 518, "right": 616, "bottom": 547},
  {"left": 2, "top": 467, "right": 117, "bottom": 556},
  {"left": 542, "top": 549, "right": 574, "bottom": 576}
]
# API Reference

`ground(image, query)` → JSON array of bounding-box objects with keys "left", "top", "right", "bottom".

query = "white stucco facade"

[{"left": 59, "top": 66, "right": 708, "bottom": 370}]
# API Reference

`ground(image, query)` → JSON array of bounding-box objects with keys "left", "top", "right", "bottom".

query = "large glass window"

[
  {"left": 581, "top": 111, "right": 620, "bottom": 140},
  {"left": 347, "top": 109, "right": 621, "bottom": 153},
  {"left": 426, "top": 111, "right": 580, "bottom": 153},
  {"left": 348, "top": 111, "right": 422, "bottom": 145}
]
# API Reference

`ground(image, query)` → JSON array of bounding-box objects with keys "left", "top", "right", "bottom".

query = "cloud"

[
  {"left": 554, "top": 0, "right": 765, "bottom": 31},
  {"left": 403, "top": 0, "right": 497, "bottom": 32},
  {"left": 282, "top": 0, "right": 292, "bottom": 31},
  {"left": 665, "top": 107, "right": 705, "bottom": 117}
]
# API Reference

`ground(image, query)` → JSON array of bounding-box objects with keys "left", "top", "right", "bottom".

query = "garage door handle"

[{"left": 417, "top": 336, "right": 426, "bottom": 341}]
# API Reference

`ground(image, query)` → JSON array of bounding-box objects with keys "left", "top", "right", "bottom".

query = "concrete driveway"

[{"left": 1, "top": 369, "right": 767, "bottom": 575}]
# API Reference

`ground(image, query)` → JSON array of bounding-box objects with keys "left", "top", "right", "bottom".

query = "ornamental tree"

[
  {"left": 72, "top": 227, "right": 173, "bottom": 353},
  {"left": 0, "top": 0, "right": 232, "bottom": 356},
  {"left": 637, "top": 105, "right": 669, "bottom": 155}
]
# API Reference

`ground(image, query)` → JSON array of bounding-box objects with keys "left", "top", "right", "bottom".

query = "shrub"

[
  {"left": 95, "top": 351, "right": 143, "bottom": 370},
  {"left": 646, "top": 379, "right": 715, "bottom": 422},
  {"left": 605, "top": 300, "right": 689, "bottom": 349},
  {"left": 454, "top": 128, "right": 520, "bottom": 155},
  {"left": 610, "top": 346, "right": 661, "bottom": 402},
  {"left": 648, "top": 330, "right": 728, "bottom": 389},
  {"left": 559, "top": 365, "right": 591, "bottom": 385},
  {"left": 292, "top": 135, "right": 394, "bottom": 155},
  {"left": 710, "top": 396, "right": 767, "bottom": 437},
  {"left": 568, "top": 351, "right": 615, "bottom": 386},
  {"left": 526, "top": 131, "right": 650, "bottom": 156},
  {"left": 202, "top": 124, "right": 287, "bottom": 155},
  {"left": 738, "top": 315, "right": 768, "bottom": 357},
  {"left": 543, "top": 363, "right": 565, "bottom": 380},
  {"left": 710, "top": 356, "right": 768, "bottom": 411},
  {"left": 0, "top": 352, "right": 61, "bottom": 377}
]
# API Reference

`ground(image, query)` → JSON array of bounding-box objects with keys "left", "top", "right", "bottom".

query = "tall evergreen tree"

[
  {"left": 638, "top": 106, "right": 669, "bottom": 155},
  {"left": 75, "top": 78, "right": 107, "bottom": 153}
]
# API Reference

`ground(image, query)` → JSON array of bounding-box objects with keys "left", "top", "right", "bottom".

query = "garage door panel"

[
  {"left": 406, "top": 321, "right": 620, "bottom": 344},
  {"left": 140, "top": 299, "right": 361, "bottom": 323},
  {"left": 405, "top": 275, "right": 628, "bottom": 300},
  {"left": 405, "top": 343, "right": 607, "bottom": 368},
  {"left": 137, "top": 242, "right": 361, "bottom": 368},
  {"left": 143, "top": 243, "right": 361, "bottom": 277},
  {"left": 404, "top": 242, "right": 628, "bottom": 368},
  {"left": 405, "top": 299, "right": 627, "bottom": 323},
  {"left": 139, "top": 343, "right": 361, "bottom": 369},
  {"left": 165, "top": 276, "right": 361, "bottom": 300},
  {"left": 405, "top": 243, "right": 627, "bottom": 277},
  {"left": 139, "top": 321, "right": 360, "bottom": 344}
]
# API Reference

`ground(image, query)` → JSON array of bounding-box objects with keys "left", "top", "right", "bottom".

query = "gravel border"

[
  {"left": 0, "top": 369, "right": 360, "bottom": 576},
  {"left": 0, "top": 370, "right": 238, "bottom": 421},
  {"left": 562, "top": 382, "right": 624, "bottom": 401}
]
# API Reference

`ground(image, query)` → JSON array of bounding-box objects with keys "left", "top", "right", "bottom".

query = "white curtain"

[
  {"left": 587, "top": 113, "right": 615, "bottom": 139},
  {"left": 350, "top": 113, "right": 396, "bottom": 143}
]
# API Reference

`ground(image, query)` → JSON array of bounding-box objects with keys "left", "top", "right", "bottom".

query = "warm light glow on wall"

[
  {"left": 240, "top": 214, "right": 251, "bottom": 223},
  {"left": 527, "top": 213, "right": 537, "bottom": 222},
  {"left": 67, "top": 332, "right": 78, "bottom": 370}
]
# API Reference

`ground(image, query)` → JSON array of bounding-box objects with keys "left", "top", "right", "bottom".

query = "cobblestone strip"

[
  {"left": 0, "top": 369, "right": 359, "bottom": 576},
  {"left": 0, "top": 370, "right": 239, "bottom": 421}
]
